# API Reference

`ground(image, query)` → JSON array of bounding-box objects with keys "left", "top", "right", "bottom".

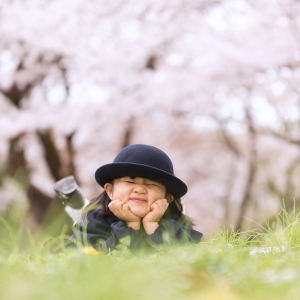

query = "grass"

[{"left": 1, "top": 204, "right": 300, "bottom": 299}]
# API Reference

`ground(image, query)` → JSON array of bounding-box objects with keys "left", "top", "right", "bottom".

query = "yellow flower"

[{"left": 81, "top": 246, "right": 99, "bottom": 255}]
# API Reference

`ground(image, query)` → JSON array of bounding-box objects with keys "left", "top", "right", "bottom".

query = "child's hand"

[
  {"left": 143, "top": 198, "right": 169, "bottom": 223},
  {"left": 142, "top": 199, "right": 169, "bottom": 234},
  {"left": 108, "top": 200, "right": 141, "bottom": 230}
]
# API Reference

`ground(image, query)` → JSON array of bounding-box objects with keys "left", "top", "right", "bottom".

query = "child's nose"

[{"left": 133, "top": 184, "right": 146, "bottom": 193}]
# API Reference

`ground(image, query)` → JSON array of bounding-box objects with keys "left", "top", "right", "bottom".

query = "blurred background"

[{"left": 1, "top": 0, "right": 300, "bottom": 238}]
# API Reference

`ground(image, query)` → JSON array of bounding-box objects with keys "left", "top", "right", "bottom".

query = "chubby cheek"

[{"left": 112, "top": 189, "right": 130, "bottom": 202}]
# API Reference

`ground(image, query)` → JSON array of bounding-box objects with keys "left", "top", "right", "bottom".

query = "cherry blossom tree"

[{"left": 1, "top": 0, "right": 300, "bottom": 235}]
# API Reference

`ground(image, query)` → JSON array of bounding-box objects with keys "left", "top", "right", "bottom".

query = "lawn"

[{"left": 1, "top": 205, "right": 300, "bottom": 300}]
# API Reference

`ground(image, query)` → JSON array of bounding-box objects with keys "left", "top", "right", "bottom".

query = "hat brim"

[{"left": 95, "top": 163, "right": 187, "bottom": 199}]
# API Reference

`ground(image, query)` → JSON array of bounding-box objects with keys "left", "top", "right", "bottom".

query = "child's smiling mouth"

[{"left": 130, "top": 198, "right": 147, "bottom": 204}]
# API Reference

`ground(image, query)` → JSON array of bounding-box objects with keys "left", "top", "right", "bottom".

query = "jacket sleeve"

[
  {"left": 69, "top": 211, "right": 142, "bottom": 252},
  {"left": 146, "top": 219, "right": 203, "bottom": 247}
]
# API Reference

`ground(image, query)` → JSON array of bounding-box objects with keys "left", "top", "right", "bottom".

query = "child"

[{"left": 71, "top": 144, "right": 203, "bottom": 251}]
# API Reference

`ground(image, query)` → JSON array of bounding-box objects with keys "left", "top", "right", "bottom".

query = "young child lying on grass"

[{"left": 69, "top": 144, "right": 203, "bottom": 252}]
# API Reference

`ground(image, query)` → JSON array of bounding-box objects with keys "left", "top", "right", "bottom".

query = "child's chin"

[{"left": 129, "top": 208, "right": 149, "bottom": 218}]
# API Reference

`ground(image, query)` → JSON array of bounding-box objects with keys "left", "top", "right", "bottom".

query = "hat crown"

[{"left": 113, "top": 144, "right": 174, "bottom": 175}]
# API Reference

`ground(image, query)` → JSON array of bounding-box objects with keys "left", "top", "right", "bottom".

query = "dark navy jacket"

[{"left": 69, "top": 209, "right": 203, "bottom": 252}]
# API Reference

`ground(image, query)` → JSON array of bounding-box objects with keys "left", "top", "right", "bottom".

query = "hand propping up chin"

[
  {"left": 108, "top": 199, "right": 141, "bottom": 230},
  {"left": 142, "top": 199, "right": 169, "bottom": 234}
]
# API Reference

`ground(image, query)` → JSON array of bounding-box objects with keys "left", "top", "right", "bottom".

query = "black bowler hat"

[{"left": 95, "top": 144, "right": 187, "bottom": 199}]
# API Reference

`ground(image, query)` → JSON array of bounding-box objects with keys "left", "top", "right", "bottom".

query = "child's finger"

[
  {"left": 153, "top": 199, "right": 162, "bottom": 206},
  {"left": 151, "top": 202, "right": 159, "bottom": 210},
  {"left": 152, "top": 200, "right": 168, "bottom": 213},
  {"left": 163, "top": 199, "right": 169, "bottom": 209},
  {"left": 115, "top": 202, "right": 126, "bottom": 212},
  {"left": 108, "top": 199, "right": 120, "bottom": 205},
  {"left": 159, "top": 198, "right": 168, "bottom": 208},
  {"left": 108, "top": 200, "right": 124, "bottom": 211},
  {"left": 155, "top": 199, "right": 166, "bottom": 207},
  {"left": 108, "top": 201, "right": 115, "bottom": 208},
  {"left": 123, "top": 203, "right": 130, "bottom": 211}
]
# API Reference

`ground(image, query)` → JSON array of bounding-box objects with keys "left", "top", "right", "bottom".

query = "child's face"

[{"left": 105, "top": 176, "right": 169, "bottom": 218}]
